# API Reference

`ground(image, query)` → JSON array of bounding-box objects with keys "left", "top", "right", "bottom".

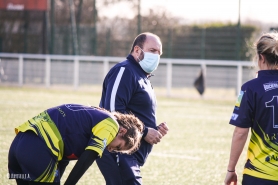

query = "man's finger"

[
  {"left": 158, "top": 128, "right": 167, "bottom": 136},
  {"left": 160, "top": 123, "right": 169, "bottom": 131},
  {"left": 158, "top": 126, "right": 168, "bottom": 136}
]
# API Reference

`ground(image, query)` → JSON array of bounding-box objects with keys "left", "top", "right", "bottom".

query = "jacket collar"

[{"left": 127, "top": 54, "right": 138, "bottom": 64}]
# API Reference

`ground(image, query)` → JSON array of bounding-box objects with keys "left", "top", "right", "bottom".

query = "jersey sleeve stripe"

[{"left": 110, "top": 67, "right": 125, "bottom": 112}]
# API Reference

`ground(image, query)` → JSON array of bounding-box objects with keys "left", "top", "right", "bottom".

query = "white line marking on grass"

[{"left": 151, "top": 152, "right": 201, "bottom": 160}]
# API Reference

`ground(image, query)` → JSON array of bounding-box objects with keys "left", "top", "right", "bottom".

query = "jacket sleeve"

[{"left": 100, "top": 66, "right": 136, "bottom": 113}]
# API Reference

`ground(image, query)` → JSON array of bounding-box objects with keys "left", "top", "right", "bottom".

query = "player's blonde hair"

[
  {"left": 113, "top": 112, "right": 143, "bottom": 154},
  {"left": 255, "top": 32, "right": 278, "bottom": 69}
]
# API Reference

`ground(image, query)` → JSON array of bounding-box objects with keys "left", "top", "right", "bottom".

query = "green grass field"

[{"left": 0, "top": 86, "right": 248, "bottom": 185}]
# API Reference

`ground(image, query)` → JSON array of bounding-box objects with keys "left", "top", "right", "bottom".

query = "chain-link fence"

[{"left": 0, "top": 5, "right": 258, "bottom": 61}]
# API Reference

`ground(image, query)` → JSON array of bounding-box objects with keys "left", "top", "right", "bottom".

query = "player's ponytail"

[{"left": 256, "top": 32, "right": 278, "bottom": 68}]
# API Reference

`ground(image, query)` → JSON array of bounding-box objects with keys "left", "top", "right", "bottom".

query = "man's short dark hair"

[{"left": 130, "top": 33, "right": 147, "bottom": 54}]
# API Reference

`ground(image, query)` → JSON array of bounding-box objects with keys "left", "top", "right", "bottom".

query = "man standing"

[{"left": 97, "top": 32, "right": 169, "bottom": 185}]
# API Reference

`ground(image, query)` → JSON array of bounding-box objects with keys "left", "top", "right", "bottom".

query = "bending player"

[{"left": 8, "top": 104, "right": 143, "bottom": 185}]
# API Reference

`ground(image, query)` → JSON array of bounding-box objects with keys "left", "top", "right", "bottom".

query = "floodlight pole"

[
  {"left": 69, "top": 0, "right": 79, "bottom": 55},
  {"left": 201, "top": 27, "right": 206, "bottom": 59},
  {"left": 137, "top": 0, "right": 141, "bottom": 34},
  {"left": 50, "top": 0, "right": 55, "bottom": 54},
  {"left": 236, "top": 0, "right": 241, "bottom": 60},
  {"left": 92, "top": 0, "right": 97, "bottom": 55},
  {"left": 77, "top": 0, "right": 83, "bottom": 55}
]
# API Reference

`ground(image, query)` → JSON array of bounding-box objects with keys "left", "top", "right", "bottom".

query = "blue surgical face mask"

[{"left": 137, "top": 48, "right": 160, "bottom": 74}]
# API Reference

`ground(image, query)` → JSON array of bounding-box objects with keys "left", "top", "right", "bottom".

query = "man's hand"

[
  {"left": 157, "top": 122, "right": 169, "bottom": 136},
  {"left": 144, "top": 122, "right": 169, "bottom": 145},
  {"left": 144, "top": 127, "right": 162, "bottom": 144}
]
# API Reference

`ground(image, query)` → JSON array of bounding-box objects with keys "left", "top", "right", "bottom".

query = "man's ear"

[
  {"left": 134, "top": 45, "right": 140, "bottom": 54},
  {"left": 119, "top": 127, "right": 127, "bottom": 136}
]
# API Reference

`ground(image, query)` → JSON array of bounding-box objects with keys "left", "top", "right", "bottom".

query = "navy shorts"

[
  {"left": 8, "top": 131, "right": 60, "bottom": 183},
  {"left": 242, "top": 174, "right": 278, "bottom": 185}
]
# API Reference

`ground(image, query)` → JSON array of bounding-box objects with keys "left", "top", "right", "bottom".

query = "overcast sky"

[{"left": 98, "top": 0, "right": 278, "bottom": 25}]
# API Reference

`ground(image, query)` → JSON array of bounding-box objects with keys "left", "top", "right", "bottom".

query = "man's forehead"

[
  {"left": 145, "top": 35, "right": 161, "bottom": 43},
  {"left": 143, "top": 35, "right": 162, "bottom": 49}
]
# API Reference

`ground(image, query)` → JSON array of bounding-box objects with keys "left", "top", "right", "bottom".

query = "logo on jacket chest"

[{"left": 138, "top": 79, "right": 152, "bottom": 90}]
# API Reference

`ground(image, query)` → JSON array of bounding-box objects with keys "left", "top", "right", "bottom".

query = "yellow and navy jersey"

[
  {"left": 229, "top": 70, "right": 278, "bottom": 181},
  {"left": 15, "top": 104, "right": 119, "bottom": 160}
]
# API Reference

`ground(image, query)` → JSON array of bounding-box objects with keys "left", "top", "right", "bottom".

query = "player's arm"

[
  {"left": 64, "top": 118, "right": 117, "bottom": 184},
  {"left": 58, "top": 160, "right": 69, "bottom": 178},
  {"left": 224, "top": 126, "right": 249, "bottom": 185},
  {"left": 64, "top": 150, "right": 98, "bottom": 185}
]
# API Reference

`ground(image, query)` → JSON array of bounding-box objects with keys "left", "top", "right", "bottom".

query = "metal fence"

[{"left": 0, "top": 53, "right": 255, "bottom": 96}]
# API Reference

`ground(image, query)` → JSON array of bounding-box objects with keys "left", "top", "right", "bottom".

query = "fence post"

[
  {"left": 45, "top": 56, "right": 51, "bottom": 87},
  {"left": 201, "top": 62, "right": 207, "bottom": 89},
  {"left": 201, "top": 62, "right": 207, "bottom": 77},
  {"left": 73, "top": 57, "right": 79, "bottom": 89},
  {"left": 166, "top": 61, "right": 172, "bottom": 97},
  {"left": 103, "top": 59, "right": 109, "bottom": 79},
  {"left": 237, "top": 63, "right": 242, "bottom": 95},
  {"left": 18, "top": 55, "right": 23, "bottom": 86}
]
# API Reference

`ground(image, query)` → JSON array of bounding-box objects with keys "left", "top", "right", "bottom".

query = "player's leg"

[
  {"left": 8, "top": 131, "right": 60, "bottom": 184},
  {"left": 96, "top": 150, "right": 123, "bottom": 185},
  {"left": 8, "top": 132, "right": 24, "bottom": 183},
  {"left": 118, "top": 153, "right": 142, "bottom": 185},
  {"left": 15, "top": 179, "right": 29, "bottom": 185}
]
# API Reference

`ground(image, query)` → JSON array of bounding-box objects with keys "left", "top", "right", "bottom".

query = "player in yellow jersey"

[
  {"left": 8, "top": 104, "right": 143, "bottom": 185},
  {"left": 225, "top": 33, "right": 278, "bottom": 185}
]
